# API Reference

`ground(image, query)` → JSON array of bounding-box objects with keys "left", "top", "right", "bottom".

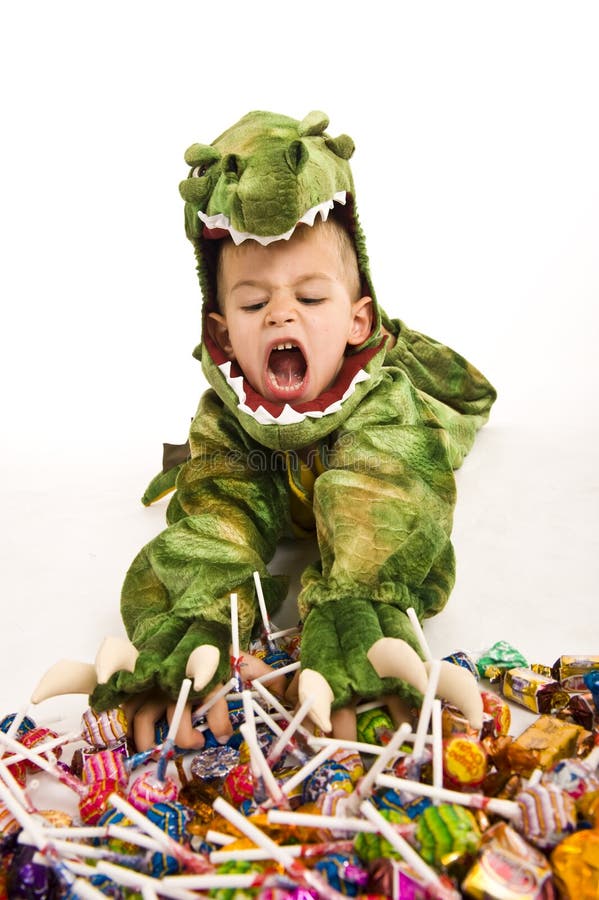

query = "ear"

[
  {"left": 347, "top": 296, "right": 374, "bottom": 346},
  {"left": 207, "top": 312, "right": 235, "bottom": 358}
]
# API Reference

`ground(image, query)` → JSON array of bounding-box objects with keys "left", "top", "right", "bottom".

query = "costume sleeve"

[
  {"left": 384, "top": 319, "right": 497, "bottom": 468},
  {"left": 297, "top": 369, "right": 460, "bottom": 708},
  {"left": 91, "top": 390, "right": 290, "bottom": 710}
]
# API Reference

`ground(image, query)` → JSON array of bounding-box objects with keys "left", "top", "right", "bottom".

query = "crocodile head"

[{"left": 180, "top": 110, "right": 388, "bottom": 448}]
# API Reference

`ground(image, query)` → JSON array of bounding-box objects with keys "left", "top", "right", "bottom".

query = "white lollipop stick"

[
  {"left": 211, "top": 840, "right": 354, "bottom": 864},
  {"left": 72, "top": 879, "right": 109, "bottom": 900},
  {"left": 205, "top": 829, "right": 236, "bottom": 845},
  {"left": 413, "top": 659, "right": 441, "bottom": 761},
  {"left": 406, "top": 607, "right": 433, "bottom": 660},
  {"left": 141, "top": 887, "right": 159, "bottom": 900},
  {"left": 253, "top": 570, "right": 273, "bottom": 641},
  {"left": 164, "top": 874, "right": 269, "bottom": 890},
  {"left": 0, "top": 759, "right": 36, "bottom": 813},
  {"left": 309, "top": 736, "right": 387, "bottom": 756},
  {"left": 584, "top": 743, "right": 599, "bottom": 770},
  {"left": 95, "top": 862, "right": 199, "bottom": 900},
  {"left": 213, "top": 797, "right": 347, "bottom": 900},
  {"left": 38, "top": 827, "right": 106, "bottom": 840},
  {"left": 252, "top": 699, "right": 285, "bottom": 736},
  {"left": 109, "top": 793, "right": 213, "bottom": 873},
  {"left": 241, "top": 689, "right": 261, "bottom": 780},
  {"left": 432, "top": 698, "right": 443, "bottom": 802},
  {"left": 253, "top": 680, "right": 311, "bottom": 737},
  {"left": 268, "top": 808, "right": 380, "bottom": 833},
  {"left": 3, "top": 730, "right": 81, "bottom": 766},
  {"left": 376, "top": 773, "right": 519, "bottom": 820},
  {"left": 254, "top": 661, "right": 300, "bottom": 683},
  {"left": 166, "top": 678, "right": 192, "bottom": 743},
  {"left": 0, "top": 706, "right": 31, "bottom": 759},
  {"left": 192, "top": 677, "right": 236, "bottom": 722},
  {"left": 356, "top": 722, "right": 412, "bottom": 799},
  {"left": 239, "top": 722, "right": 288, "bottom": 807},
  {"left": 230, "top": 592, "right": 242, "bottom": 689},
  {"left": 269, "top": 626, "right": 300, "bottom": 640},
  {"left": 156, "top": 677, "right": 192, "bottom": 781},
  {"left": 281, "top": 745, "right": 335, "bottom": 797},
  {"left": 267, "top": 695, "right": 314, "bottom": 765},
  {"left": 360, "top": 800, "right": 460, "bottom": 900},
  {"left": 0, "top": 732, "right": 84, "bottom": 796}
]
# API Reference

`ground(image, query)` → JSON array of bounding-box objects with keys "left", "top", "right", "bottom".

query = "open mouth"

[{"left": 266, "top": 342, "right": 308, "bottom": 396}]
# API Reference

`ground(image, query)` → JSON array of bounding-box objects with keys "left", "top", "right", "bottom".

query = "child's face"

[{"left": 208, "top": 225, "right": 373, "bottom": 405}]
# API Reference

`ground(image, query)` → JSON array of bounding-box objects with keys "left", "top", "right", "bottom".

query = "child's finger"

[
  {"left": 166, "top": 700, "right": 205, "bottom": 750},
  {"left": 133, "top": 697, "right": 169, "bottom": 752},
  {"left": 206, "top": 693, "right": 233, "bottom": 744},
  {"left": 331, "top": 704, "right": 357, "bottom": 741}
]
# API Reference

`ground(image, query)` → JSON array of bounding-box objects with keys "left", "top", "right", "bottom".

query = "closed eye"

[
  {"left": 242, "top": 301, "right": 267, "bottom": 311},
  {"left": 299, "top": 297, "right": 324, "bottom": 305}
]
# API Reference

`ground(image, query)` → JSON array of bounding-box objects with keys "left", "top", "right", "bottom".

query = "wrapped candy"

[
  {"left": 508, "top": 714, "right": 593, "bottom": 776},
  {"left": 481, "top": 691, "right": 511, "bottom": 737},
  {"left": 514, "top": 783, "right": 577, "bottom": 850},
  {"left": 81, "top": 706, "right": 128, "bottom": 748},
  {"left": 128, "top": 772, "right": 179, "bottom": 812},
  {"left": 415, "top": 803, "right": 481, "bottom": 868},
  {"left": 353, "top": 808, "right": 412, "bottom": 862},
  {"left": 81, "top": 747, "right": 129, "bottom": 788},
  {"left": 356, "top": 707, "right": 395, "bottom": 746},
  {"left": 302, "top": 761, "right": 353, "bottom": 804},
  {"left": 502, "top": 668, "right": 569, "bottom": 715},
  {"left": 476, "top": 641, "right": 528, "bottom": 680},
  {"left": 551, "top": 828, "right": 599, "bottom": 899},
  {"left": 442, "top": 735, "right": 488, "bottom": 790}
]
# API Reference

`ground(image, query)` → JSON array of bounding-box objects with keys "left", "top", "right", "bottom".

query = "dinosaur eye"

[{"left": 191, "top": 164, "right": 209, "bottom": 178}]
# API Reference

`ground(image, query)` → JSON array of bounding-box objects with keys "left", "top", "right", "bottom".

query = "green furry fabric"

[{"left": 90, "top": 110, "right": 496, "bottom": 714}]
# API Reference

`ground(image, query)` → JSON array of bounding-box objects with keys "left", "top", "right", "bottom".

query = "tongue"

[{"left": 268, "top": 349, "right": 306, "bottom": 387}]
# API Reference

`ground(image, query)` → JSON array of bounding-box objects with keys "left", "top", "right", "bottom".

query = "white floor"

[{"left": 1, "top": 420, "right": 597, "bottom": 741}]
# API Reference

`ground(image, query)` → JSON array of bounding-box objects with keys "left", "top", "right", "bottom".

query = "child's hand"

[
  {"left": 122, "top": 684, "right": 233, "bottom": 752},
  {"left": 297, "top": 597, "right": 427, "bottom": 734}
]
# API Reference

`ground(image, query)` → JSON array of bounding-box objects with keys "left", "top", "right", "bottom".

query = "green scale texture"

[{"left": 91, "top": 110, "right": 496, "bottom": 712}]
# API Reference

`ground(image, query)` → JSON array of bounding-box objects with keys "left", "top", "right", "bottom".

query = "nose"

[{"left": 265, "top": 294, "right": 297, "bottom": 326}]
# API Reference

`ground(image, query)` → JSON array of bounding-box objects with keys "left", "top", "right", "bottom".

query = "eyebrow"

[{"left": 230, "top": 273, "right": 335, "bottom": 293}]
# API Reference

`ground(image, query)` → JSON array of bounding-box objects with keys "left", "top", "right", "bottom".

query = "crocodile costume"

[{"left": 85, "top": 110, "right": 496, "bottom": 718}]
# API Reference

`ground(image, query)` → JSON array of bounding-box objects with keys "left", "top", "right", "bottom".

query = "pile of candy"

[{"left": 1, "top": 631, "right": 599, "bottom": 899}]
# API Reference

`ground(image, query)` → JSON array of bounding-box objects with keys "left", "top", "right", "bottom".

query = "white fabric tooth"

[
  {"left": 186, "top": 645, "right": 221, "bottom": 691},
  {"left": 219, "top": 363, "right": 370, "bottom": 426},
  {"left": 298, "top": 668, "right": 334, "bottom": 733},
  {"left": 201, "top": 194, "right": 348, "bottom": 246},
  {"left": 427, "top": 659, "right": 483, "bottom": 730},
  {"left": 367, "top": 638, "right": 428, "bottom": 694},
  {"left": 95, "top": 636, "right": 139, "bottom": 684},
  {"left": 31, "top": 660, "right": 98, "bottom": 703}
]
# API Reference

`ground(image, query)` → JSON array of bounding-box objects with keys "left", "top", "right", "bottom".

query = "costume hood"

[{"left": 180, "top": 110, "right": 390, "bottom": 450}]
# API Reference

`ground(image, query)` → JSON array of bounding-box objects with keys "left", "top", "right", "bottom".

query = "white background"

[{"left": 1, "top": 1, "right": 598, "bottom": 734}]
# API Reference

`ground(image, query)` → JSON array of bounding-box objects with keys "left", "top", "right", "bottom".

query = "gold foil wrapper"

[
  {"left": 552, "top": 654, "right": 599, "bottom": 682},
  {"left": 503, "top": 667, "right": 569, "bottom": 714},
  {"left": 512, "top": 715, "right": 589, "bottom": 776},
  {"left": 551, "top": 828, "right": 599, "bottom": 898}
]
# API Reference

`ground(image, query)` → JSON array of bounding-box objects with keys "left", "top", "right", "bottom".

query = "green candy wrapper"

[{"left": 476, "top": 641, "right": 528, "bottom": 681}]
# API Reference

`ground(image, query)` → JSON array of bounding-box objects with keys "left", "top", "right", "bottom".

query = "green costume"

[{"left": 91, "top": 111, "right": 496, "bottom": 715}]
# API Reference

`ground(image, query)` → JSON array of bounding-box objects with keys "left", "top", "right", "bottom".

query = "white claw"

[
  {"left": 31, "top": 660, "right": 98, "bottom": 704},
  {"left": 185, "top": 645, "right": 220, "bottom": 691},
  {"left": 95, "top": 636, "right": 139, "bottom": 684},
  {"left": 367, "top": 638, "right": 428, "bottom": 694},
  {"left": 298, "top": 668, "right": 334, "bottom": 733},
  {"left": 427, "top": 659, "right": 483, "bottom": 730}
]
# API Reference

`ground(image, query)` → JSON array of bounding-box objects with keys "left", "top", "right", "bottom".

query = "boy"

[{"left": 33, "top": 111, "right": 496, "bottom": 750}]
